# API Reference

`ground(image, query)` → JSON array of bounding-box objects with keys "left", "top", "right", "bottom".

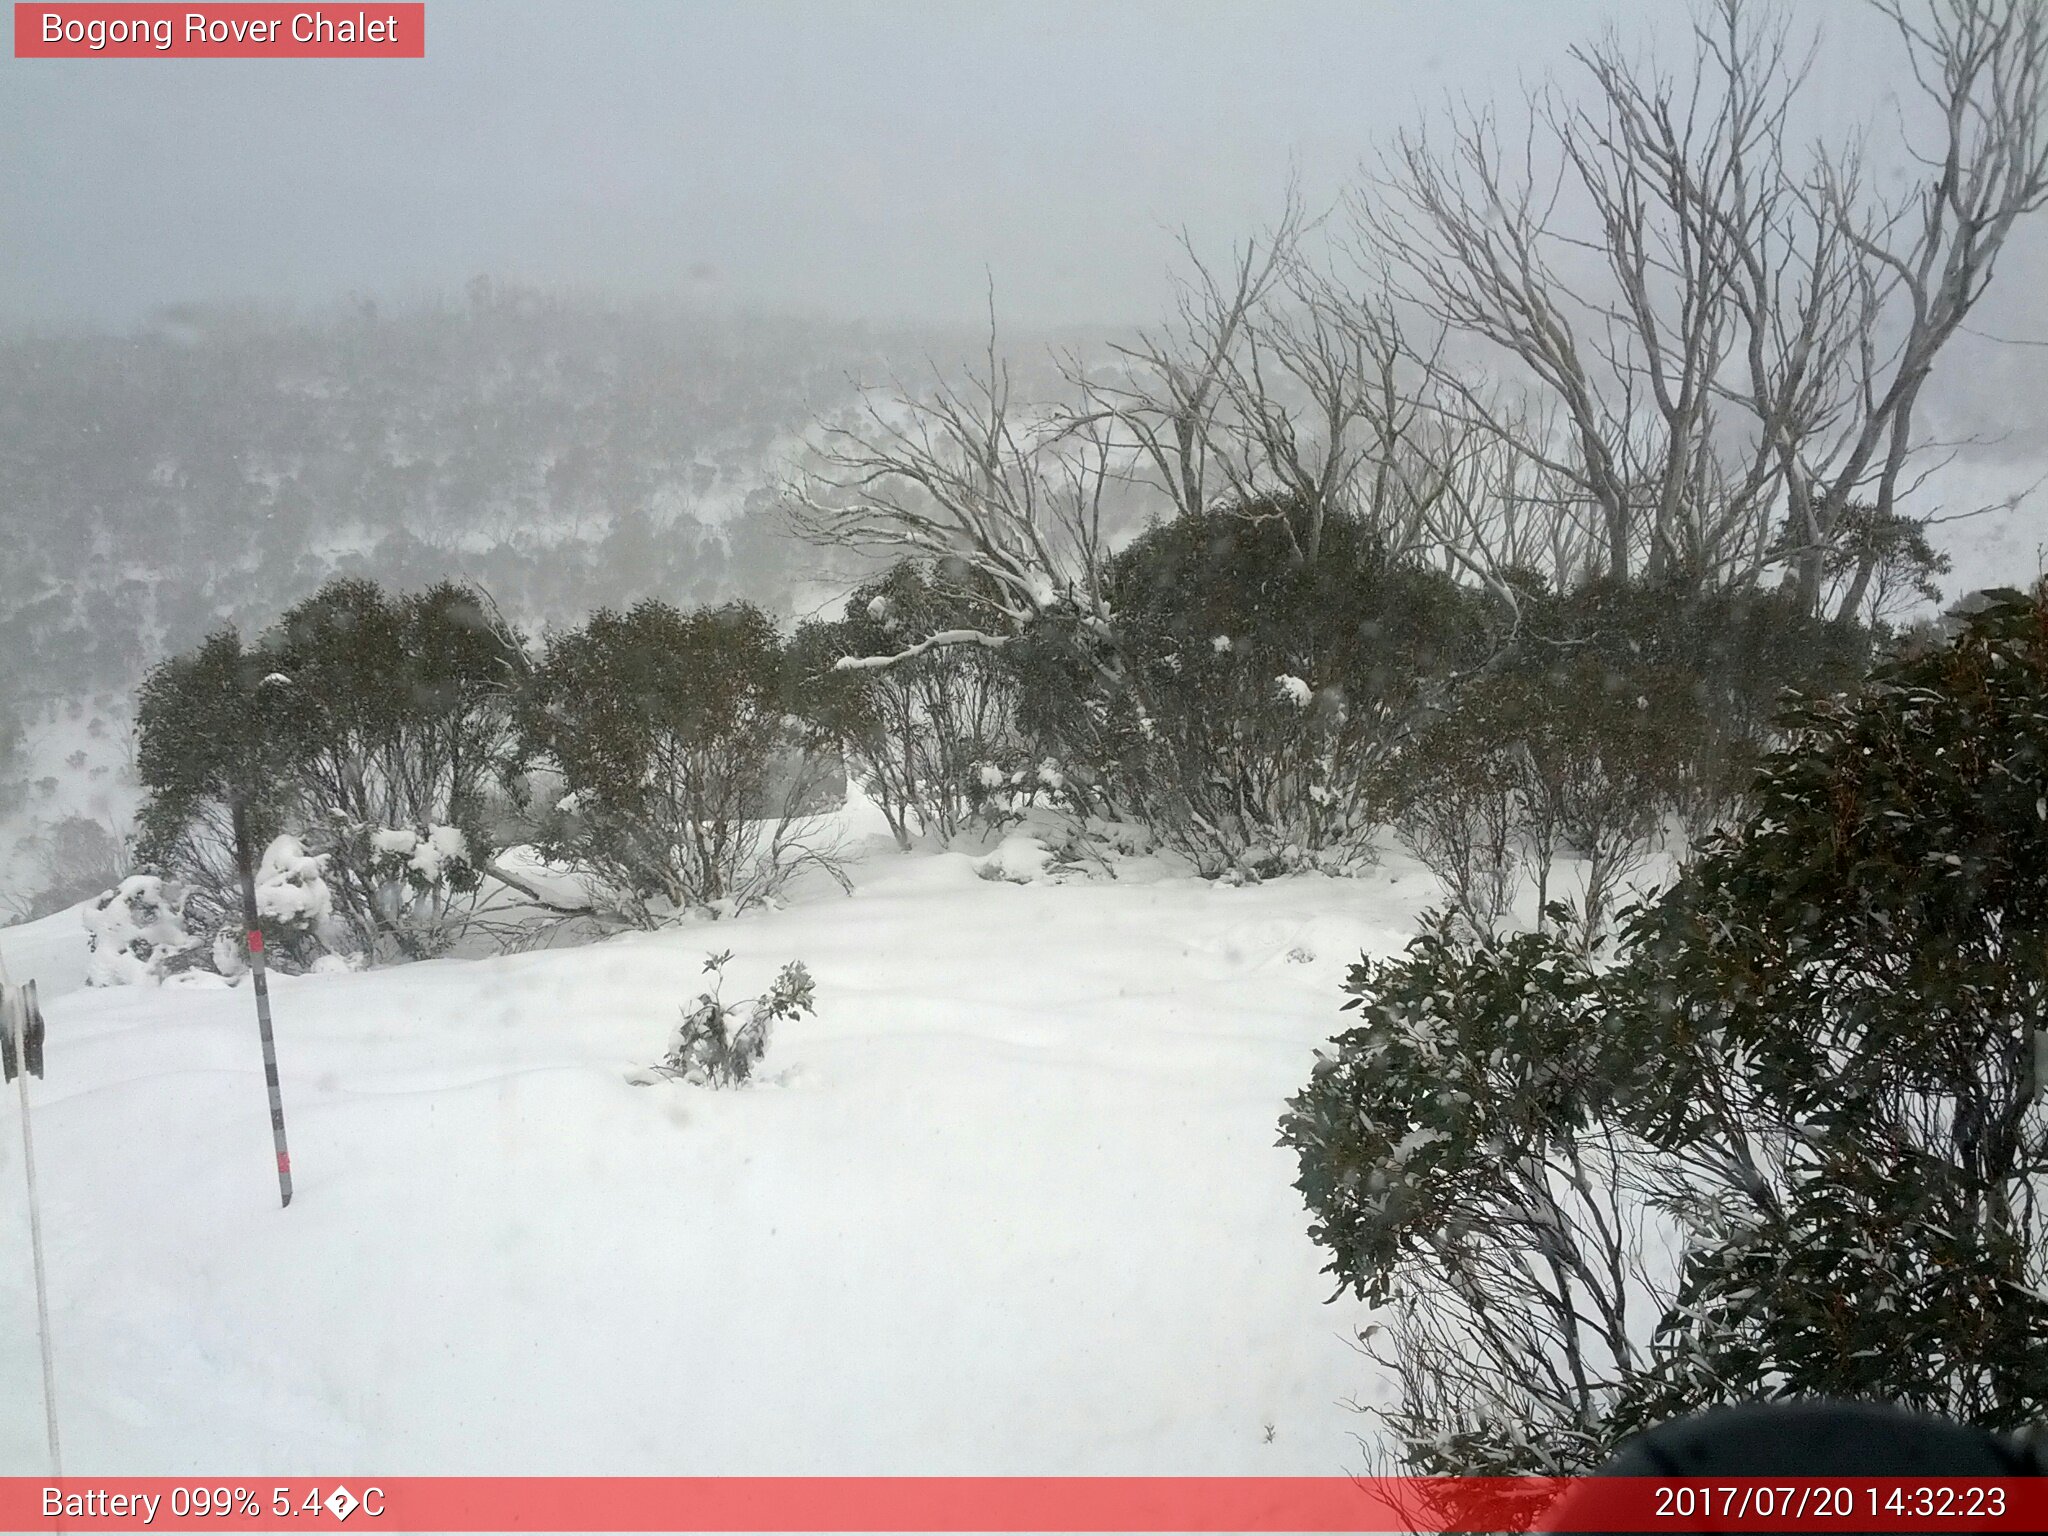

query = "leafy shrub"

[
  {"left": 262, "top": 579, "right": 515, "bottom": 956},
  {"left": 1391, "top": 685, "right": 1525, "bottom": 934},
  {"left": 1513, "top": 659, "right": 1697, "bottom": 929},
  {"left": 1021, "top": 497, "right": 1489, "bottom": 877},
  {"left": 522, "top": 600, "right": 843, "bottom": 925},
  {"left": 1283, "top": 580, "right": 2048, "bottom": 1476},
  {"left": 1393, "top": 579, "right": 1860, "bottom": 932},
  {"left": 135, "top": 579, "right": 521, "bottom": 962},
  {"left": 790, "top": 560, "right": 1019, "bottom": 848},
  {"left": 1526, "top": 578, "right": 1869, "bottom": 839},
  {"left": 656, "top": 950, "right": 817, "bottom": 1087},
  {"left": 1607, "top": 581, "right": 2048, "bottom": 1434},
  {"left": 1281, "top": 913, "right": 1637, "bottom": 1477}
]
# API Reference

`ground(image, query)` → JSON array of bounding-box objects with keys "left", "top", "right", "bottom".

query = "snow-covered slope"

[
  {"left": 0, "top": 815, "right": 1429, "bottom": 1476},
  {"left": 0, "top": 899, "right": 92, "bottom": 1000}
]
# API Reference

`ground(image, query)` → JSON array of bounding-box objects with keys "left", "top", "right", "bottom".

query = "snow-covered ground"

[{"left": 0, "top": 801, "right": 1430, "bottom": 1477}]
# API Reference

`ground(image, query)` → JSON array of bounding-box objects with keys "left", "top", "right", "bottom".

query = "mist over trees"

[
  {"left": 796, "top": 0, "right": 2037, "bottom": 635},
  {"left": 0, "top": 283, "right": 1043, "bottom": 710}
]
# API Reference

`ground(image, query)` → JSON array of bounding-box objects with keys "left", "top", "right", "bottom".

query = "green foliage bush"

[
  {"left": 1282, "top": 581, "right": 2048, "bottom": 1475},
  {"left": 521, "top": 600, "right": 842, "bottom": 923},
  {"left": 1392, "top": 577, "right": 1869, "bottom": 930},
  {"left": 789, "top": 560, "right": 1019, "bottom": 847},
  {"left": 1024, "top": 497, "right": 1491, "bottom": 876},
  {"left": 135, "top": 579, "right": 521, "bottom": 961}
]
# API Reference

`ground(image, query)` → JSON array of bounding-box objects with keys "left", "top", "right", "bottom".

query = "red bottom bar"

[{"left": 3, "top": 1476, "right": 2040, "bottom": 1532}]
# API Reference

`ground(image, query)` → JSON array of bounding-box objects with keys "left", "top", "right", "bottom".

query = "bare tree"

[
  {"left": 1363, "top": 0, "right": 2047, "bottom": 615},
  {"left": 788, "top": 323, "right": 1119, "bottom": 671},
  {"left": 1064, "top": 199, "right": 1313, "bottom": 534},
  {"left": 1792, "top": 0, "right": 2048, "bottom": 612}
]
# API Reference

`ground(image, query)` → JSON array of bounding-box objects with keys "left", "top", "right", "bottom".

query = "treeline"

[
  {"left": 779, "top": 0, "right": 2012, "bottom": 890},
  {"left": 801, "top": 494, "right": 1880, "bottom": 914},
  {"left": 125, "top": 577, "right": 849, "bottom": 974},
  {"left": 118, "top": 501, "right": 1885, "bottom": 978}
]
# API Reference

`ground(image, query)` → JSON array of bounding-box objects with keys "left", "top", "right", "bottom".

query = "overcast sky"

[
  {"left": 3, "top": 0, "right": 2044, "bottom": 583},
  {"left": 0, "top": 0, "right": 1959, "bottom": 328}
]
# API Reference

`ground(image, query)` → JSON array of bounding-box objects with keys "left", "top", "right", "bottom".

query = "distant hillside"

[{"left": 0, "top": 286, "right": 1031, "bottom": 706}]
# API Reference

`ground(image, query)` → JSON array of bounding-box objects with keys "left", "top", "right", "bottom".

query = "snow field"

[{"left": 0, "top": 815, "right": 1427, "bottom": 1476}]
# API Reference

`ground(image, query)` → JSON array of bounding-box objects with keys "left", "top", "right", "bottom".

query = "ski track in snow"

[{"left": 0, "top": 809, "right": 1417, "bottom": 1476}]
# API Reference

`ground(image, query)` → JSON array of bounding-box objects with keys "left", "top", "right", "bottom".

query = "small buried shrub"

[{"left": 650, "top": 951, "right": 817, "bottom": 1088}]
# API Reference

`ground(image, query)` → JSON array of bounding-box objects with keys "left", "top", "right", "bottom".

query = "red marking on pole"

[
  {"left": 276, "top": 1152, "right": 291, "bottom": 1175},
  {"left": 246, "top": 929, "right": 264, "bottom": 953}
]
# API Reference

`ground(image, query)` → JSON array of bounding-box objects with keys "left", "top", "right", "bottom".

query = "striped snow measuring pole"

[
  {"left": 0, "top": 939, "right": 61, "bottom": 1476},
  {"left": 233, "top": 795, "right": 294, "bottom": 1208}
]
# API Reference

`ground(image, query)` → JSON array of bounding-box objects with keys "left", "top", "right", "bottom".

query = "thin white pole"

[{"left": 0, "top": 944, "right": 62, "bottom": 1478}]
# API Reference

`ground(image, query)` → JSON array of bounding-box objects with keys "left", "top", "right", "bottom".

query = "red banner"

[
  {"left": 1, "top": 1477, "right": 2042, "bottom": 1532},
  {"left": 13, "top": 4, "right": 424, "bottom": 57}
]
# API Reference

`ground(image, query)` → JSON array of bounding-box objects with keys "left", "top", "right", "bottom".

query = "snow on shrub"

[
  {"left": 83, "top": 875, "right": 201, "bottom": 986},
  {"left": 211, "top": 927, "right": 249, "bottom": 979},
  {"left": 369, "top": 824, "right": 473, "bottom": 887},
  {"left": 974, "top": 832, "right": 1057, "bottom": 884},
  {"left": 648, "top": 951, "right": 817, "bottom": 1088},
  {"left": 363, "top": 823, "right": 480, "bottom": 955},
  {"left": 256, "top": 834, "right": 334, "bottom": 932},
  {"left": 204, "top": 834, "right": 343, "bottom": 979}
]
